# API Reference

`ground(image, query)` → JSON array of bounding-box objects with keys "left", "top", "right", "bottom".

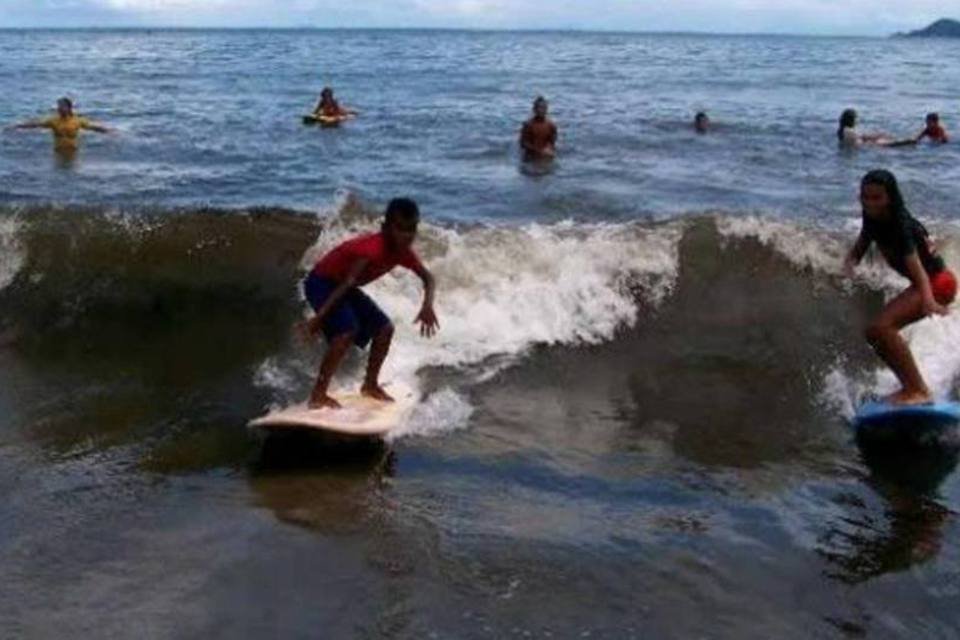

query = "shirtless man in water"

[{"left": 519, "top": 96, "right": 558, "bottom": 161}]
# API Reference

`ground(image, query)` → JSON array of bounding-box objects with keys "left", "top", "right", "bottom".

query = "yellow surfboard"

[{"left": 302, "top": 113, "right": 352, "bottom": 127}]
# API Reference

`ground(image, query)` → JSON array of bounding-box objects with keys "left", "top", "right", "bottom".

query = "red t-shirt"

[
  {"left": 312, "top": 232, "right": 423, "bottom": 286},
  {"left": 925, "top": 125, "right": 948, "bottom": 143}
]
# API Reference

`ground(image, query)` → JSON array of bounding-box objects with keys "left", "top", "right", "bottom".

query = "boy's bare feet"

[
  {"left": 886, "top": 388, "right": 934, "bottom": 406},
  {"left": 309, "top": 393, "right": 342, "bottom": 410},
  {"left": 361, "top": 384, "right": 395, "bottom": 403}
]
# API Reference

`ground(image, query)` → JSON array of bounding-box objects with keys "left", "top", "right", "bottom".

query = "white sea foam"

[
  {"left": 715, "top": 214, "right": 901, "bottom": 291},
  {"left": 255, "top": 202, "right": 684, "bottom": 438},
  {"left": 719, "top": 215, "right": 960, "bottom": 412},
  {"left": 387, "top": 387, "right": 475, "bottom": 442},
  {"left": 0, "top": 217, "right": 24, "bottom": 292},
  {"left": 257, "top": 206, "right": 960, "bottom": 431}
]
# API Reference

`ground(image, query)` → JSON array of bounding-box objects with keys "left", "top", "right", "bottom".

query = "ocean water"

[{"left": 2, "top": 29, "right": 960, "bottom": 639}]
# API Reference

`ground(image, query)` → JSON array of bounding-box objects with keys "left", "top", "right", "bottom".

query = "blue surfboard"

[{"left": 853, "top": 400, "right": 960, "bottom": 446}]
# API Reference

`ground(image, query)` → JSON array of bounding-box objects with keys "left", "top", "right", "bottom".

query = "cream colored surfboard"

[{"left": 249, "top": 382, "right": 416, "bottom": 437}]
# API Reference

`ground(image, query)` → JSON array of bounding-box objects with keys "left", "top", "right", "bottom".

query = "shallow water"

[{"left": 2, "top": 30, "right": 960, "bottom": 639}]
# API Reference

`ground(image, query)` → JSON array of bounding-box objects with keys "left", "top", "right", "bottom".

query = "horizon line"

[{"left": 0, "top": 25, "right": 898, "bottom": 38}]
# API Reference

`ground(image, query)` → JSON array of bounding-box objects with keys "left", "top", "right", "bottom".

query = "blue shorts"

[{"left": 303, "top": 273, "right": 391, "bottom": 349}]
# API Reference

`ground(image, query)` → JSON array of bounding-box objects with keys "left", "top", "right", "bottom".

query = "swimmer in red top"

[
  {"left": 301, "top": 198, "right": 438, "bottom": 409},
  {"left": 915, "top": 112, "right": 949, "bottom": 144}
]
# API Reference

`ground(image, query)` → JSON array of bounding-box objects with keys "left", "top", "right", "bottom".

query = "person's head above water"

[
  {"left": 382, "top": 198, "right": 420, "bottom": 250},
  {"left": 860, "top": 169, "right": 907, "bottom": 221},
  {"left": 694, "top": 111, "right": 710, "bottom": 133},
  {"left": 532, "top": 96, "right": 549, "bottom": 119},
  {"left": 320, "top": 87, "right": 335, "bottom": 102},
  {"left": 56, "top": 97, "right": 74, "bottom": 118},
  {"left": 838, "top": 108, "right": 857, "bottom": 140},
  {"left": 926, "top": 112, "right": 940, "bottom": 127}
]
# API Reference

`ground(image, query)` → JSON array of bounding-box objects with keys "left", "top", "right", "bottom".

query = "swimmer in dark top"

[
  {"left": 844, "top": 170, "right": 957, "bottom": 406},
  {"left": 694, "top": 112, "right": 710, "bottom": 134},
  {"left": 519, "top": 96, "right": 557, "bottom": 161}
]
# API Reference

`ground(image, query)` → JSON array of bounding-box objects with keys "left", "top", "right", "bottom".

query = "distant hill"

[{"left": 896, "top": 18, "right": 960, "bottom": 38}]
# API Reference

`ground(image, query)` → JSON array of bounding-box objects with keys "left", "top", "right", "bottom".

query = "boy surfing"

[{"left": 301, "top": 198, "right": 438, "bottom": 409}]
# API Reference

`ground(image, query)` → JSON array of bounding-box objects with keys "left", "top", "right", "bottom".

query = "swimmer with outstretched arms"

[
  {"left": 7, "top": 97, "right": 111, "bottom": 152},
  {"left": 313, "top": 87, "right": 358, "bottom": 119},
  {"left": 844, "top": 170, "right": 956, "bottom": 406},
  {"left": 299, "top": 198, "right": 438, "bottom": 409},
  {"left": 519, "top": 96, "right": 558, "bottom": 161}
]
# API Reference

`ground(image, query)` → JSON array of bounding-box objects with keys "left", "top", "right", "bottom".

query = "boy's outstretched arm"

[
  {"left": 7, "top": 120, "right": 47, "bottom": 131},
  {"left": 412, "top": 264, "right": 439, "bottom": 338},
  {"left": 81, "top": 120, "right": 111, "bottom": 134},
  {"left": 519, "top": 123, "right": 534, "bottom": 153}
]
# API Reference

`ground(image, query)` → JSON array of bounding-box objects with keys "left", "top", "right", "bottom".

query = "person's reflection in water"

[
  {"left": 249, "top": 432, "right": 395, "bottom": 535},
  {"left": 818, "top": 440, "right": 957, "bottom": 584}
]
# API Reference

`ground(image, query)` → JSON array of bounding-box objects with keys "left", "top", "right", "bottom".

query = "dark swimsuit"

[
  {"left": 860, "top": 211, "right": 944, "bottom": 278},
  {"left": 859, "top": 211, "right": 957, "bottom": 305}
]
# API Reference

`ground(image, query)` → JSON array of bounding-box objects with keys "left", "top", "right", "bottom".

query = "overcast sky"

[{"left": 1, "top": 0, "right": 956, "bottom": 35}]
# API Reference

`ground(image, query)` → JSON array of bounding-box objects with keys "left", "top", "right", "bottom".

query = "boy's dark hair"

[
  {"left": 695, "top": 111, "right": 707, "bottom": 120},
  {"left": 384, "top": 198, "right": 420, "bottom": 227},
  {"left": 927, "top": 112, "right": 940, "bottom": 122}
]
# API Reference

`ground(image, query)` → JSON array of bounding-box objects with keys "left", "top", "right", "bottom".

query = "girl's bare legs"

[{"left": 865, "top": 287, "right": 931, "bottom": 405}]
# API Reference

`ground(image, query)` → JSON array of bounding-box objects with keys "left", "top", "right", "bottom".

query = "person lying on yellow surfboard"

[{"left": 313, "top": 87, "right": 358, "bottom": 120}]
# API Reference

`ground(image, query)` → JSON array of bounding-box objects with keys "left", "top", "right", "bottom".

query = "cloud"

[{"left": 1, "top": 0, "right": 957, "bottom": 33}]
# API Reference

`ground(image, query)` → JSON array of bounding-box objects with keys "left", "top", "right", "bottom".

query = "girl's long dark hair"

[
  {"left": 838, "top": 109, "right": 857, "bottom": 141},
  {"left": 861, "top": 169, "right": 911, "bottom": 221}
]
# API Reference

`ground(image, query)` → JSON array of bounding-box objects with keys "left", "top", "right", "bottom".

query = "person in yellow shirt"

[{"left": 9, "top": 98, "right": 110, "bottom": 153}]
